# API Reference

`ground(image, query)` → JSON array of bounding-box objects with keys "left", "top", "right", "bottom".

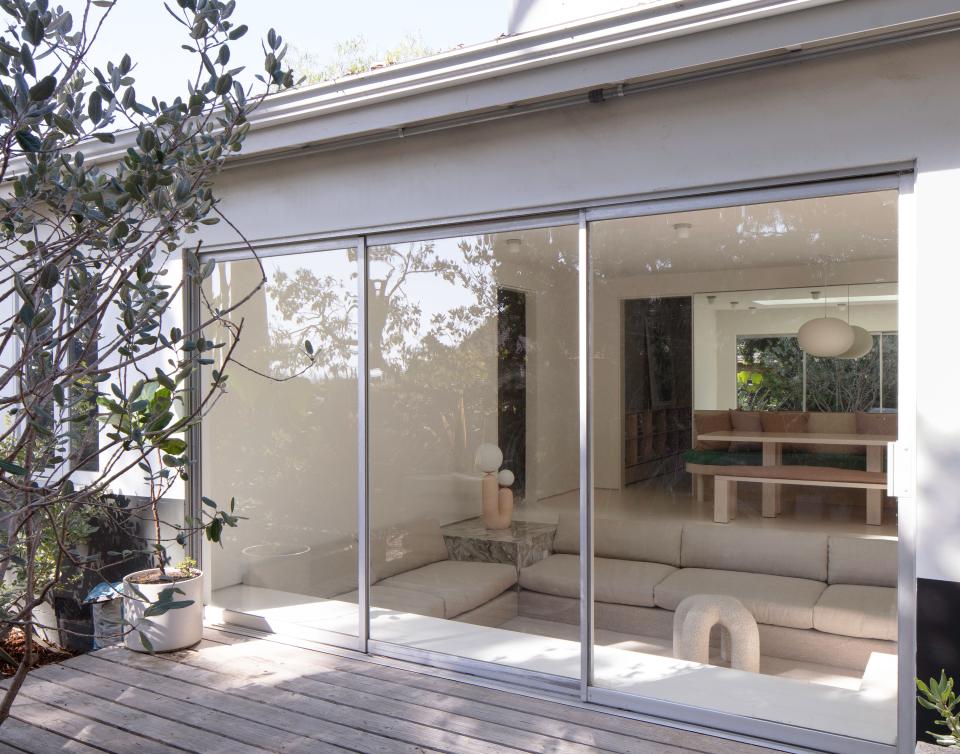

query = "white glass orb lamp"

[
  {"left": 497, "top": 469, "right": 515, "bottom": 487},
  {"left": 798, "top": 317, "right": 855, "bottom": 357},
  {"left": 475, "top": 443, "right": 503, "bottom": 474}
]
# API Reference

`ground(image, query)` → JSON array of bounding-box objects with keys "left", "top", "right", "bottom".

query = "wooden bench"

[{"left": 712, "top": 465, "right": 888, "bottom": 526}]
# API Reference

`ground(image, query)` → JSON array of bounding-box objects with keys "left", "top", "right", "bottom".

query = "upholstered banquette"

[
  {"left": 684, "top": 409, "right": 898, "bottom": 472},
  {"left": 242, "top": 517, "right": 519, "bottom": 625},
  {"left": 519, "top": 513, "right": 897, "bottom": 670}
]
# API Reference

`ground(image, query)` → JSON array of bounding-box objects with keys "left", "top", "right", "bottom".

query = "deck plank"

[
  {"left": 8, "top": 688, "right": 186, "bottom": 754},
  {"left": 202, "top": 627, "right": 774, "bottom": 754},
  {"left": 181, "top": 632, "right": 687, "bottom": 754},
  {"left": 1, "top": 625, "right": 779, "bottom": 754},
  {"left": 0, "top": 712, "right": 105, "bottom": 754},
  {"left": 95, "top": 646, "right": 539, "bottom": 754},
  {"left": 99, "top": 640, "right": 616, "bottom": 754},
  {"left": 30, "top": 662, "right": 307, "bottom": 754}
]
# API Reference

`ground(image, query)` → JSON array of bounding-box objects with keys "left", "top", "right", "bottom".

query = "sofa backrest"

[
  {"left": 680, "top": 522, "right": 828, "bottom": 582},
  {"left": 370, "top": 517, "right": 449, "bottom": 582},
  {"left": 554, "top": 512, "right": 682, "bottom": 567},
  {"left": 806, "top": 412, "right": 861, "bottom": 455},
  {"left": 243, "top": 536, "right": 358, "bottom": 599},
  {"left": 828, "top": 536, "right": 897, "bottom": 588}
]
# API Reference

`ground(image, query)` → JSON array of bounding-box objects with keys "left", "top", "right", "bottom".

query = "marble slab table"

[{"left": 442, "top": 517, "right": 557, "bottom": 585}]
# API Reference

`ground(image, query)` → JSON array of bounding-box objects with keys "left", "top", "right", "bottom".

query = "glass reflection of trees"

[{"left": 737, "top": 334, "right": 897, "bottom": 412}]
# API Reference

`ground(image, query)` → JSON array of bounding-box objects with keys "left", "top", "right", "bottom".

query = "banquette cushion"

[
  {"left": 654, "top": 568, "right": 826, "bottom": 629},
  {"left": 729, "top": 410, "right": 762, "bottom": 451},
  {"left": 378, "top": 560, "right": 517, "bottom": 618},
  {"left": 694, "top": 410, "right": 732, "bottom": 451},
  {"left": 519, "top": 554, "right": 675, "bottom": 607},
  {"left": 680, "top": 522, "right": 828, "bottom": 582},
  {"left": 828, "top": 536, "right": 897, "bottom": 588},
  {"left": 553, "top": 512, "right": 682, "bottom": 567},
  {"left": 807, "top": 411, "right": 862, "bottom": 455},
  {"left": 814, "top": 584, "right": 897, "bottom": 641},
  {"left": 856, "top": 411, "right": 898, "bottom": 437},
  {"left": 759, "top": 411, "right": 810, "bottom": 452}
]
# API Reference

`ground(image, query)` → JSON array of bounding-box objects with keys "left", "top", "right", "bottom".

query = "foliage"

[
  {"left": 918, "top": 670, "right": 960, "bottom": 747},
  {"left": 0, "top": 0, "right": 295, "bottom": 724},
  {"left": 737, "top": 334, "right": 896, "bottom": 412},
  {"left": 291, "top": 32, "right": 432, "bottom": 84}
]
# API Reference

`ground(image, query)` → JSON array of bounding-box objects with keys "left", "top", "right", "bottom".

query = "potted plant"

[
  {"left": 100, "top": 377, "right": 241, "bottom": 653},
  {"left": 917, "top": 670, "right": 960, "bottom": 748},
  {"left": 123, "top": 557, "right": 204, "bottom": 653}
]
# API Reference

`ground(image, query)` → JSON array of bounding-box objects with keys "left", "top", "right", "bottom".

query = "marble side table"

[{"left": 442, "top": 517, "right": 557, "bottom": 584}]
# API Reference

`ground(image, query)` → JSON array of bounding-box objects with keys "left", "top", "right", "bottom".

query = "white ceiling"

[{"left": 492, "top": 190, "right": 898, "bottom": 278}]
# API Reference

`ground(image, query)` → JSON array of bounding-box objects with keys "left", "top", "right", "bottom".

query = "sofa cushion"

[
  {"left": 370, "top": 518, "right": 449, "bottom": 582},
  {"left": 807, "top": 412, "right": 862, "bottom": 455},
  {"left": 814, "top": 584, "right": 897, "bottom": 641},
  {"left": 243, "top": 537, "right": 357, "bottom": 599},
  {"left": 694, "top": 411, "right": 732, "bottom": 451},
  {"left": 828, "top": 536, "right": 898, "bottom": 588},
  {"left": 680, "top": 522, "right": 828, "bottom": 582},
  {"left": 553, "top": 513, "right": 682, "bottom": 567},
  {"left": 519, "top": 553, "right": 676, "bottom": 607},
  {"left": 338, "top": 585, "right": 446, "bottom": 618},
  {"left": 729, "top": 411, "right": 762, "bottom": 451},
  {"left": 654, "top": 568, "right": 827, "bottom": 629},
  {"left": 760, "top": 411, "right": 810, "bottom": 452},
  {"left": 856, "top": 411, "right": 898, "bottom": 438},
  {"left": 377, "top": 560, "right": 516, "bottom": 618}
]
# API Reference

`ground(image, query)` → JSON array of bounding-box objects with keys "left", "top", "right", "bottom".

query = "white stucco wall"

[{"left": 202, "top": 33, "right": 960, "bottom": 583}]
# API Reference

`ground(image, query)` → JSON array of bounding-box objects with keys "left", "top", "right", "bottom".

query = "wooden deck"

[{"left": 0, "top": 625, "right": 775, "bottom": 754}]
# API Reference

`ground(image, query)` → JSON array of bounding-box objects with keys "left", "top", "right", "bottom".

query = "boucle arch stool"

[{"left": 672, "top": 594, "right": 760, "bottom": 673}]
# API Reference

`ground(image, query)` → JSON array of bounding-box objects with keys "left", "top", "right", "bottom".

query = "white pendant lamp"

[
  {"left": 798, "top": 317, "right": 855, "bottom": 356},
  {"left": 838, "top": 325, "right": 873, "bottom": 359},
  {"left": 798, "top": 289, "right": 855, "bottom": 357}
]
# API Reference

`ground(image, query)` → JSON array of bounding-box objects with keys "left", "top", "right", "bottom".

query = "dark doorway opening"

[{"left": 498, "top": 287, "right": 527, "bottom": 500}]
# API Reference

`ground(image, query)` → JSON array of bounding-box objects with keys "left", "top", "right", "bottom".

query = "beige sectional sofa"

[
  {"left": 519, "top": 513, "right": 897, "bottom": 670},
  {"left": 242, "top": 517, "right": 519, "bottom": 625}
]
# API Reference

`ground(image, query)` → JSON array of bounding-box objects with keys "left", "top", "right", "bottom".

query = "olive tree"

[{"left": 0, "top": 0, "right": 297, "bottom": 723}]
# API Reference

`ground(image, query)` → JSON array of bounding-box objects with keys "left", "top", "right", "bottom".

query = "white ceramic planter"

[{"left": 123, "top": 568, "right": 203, "bottom": 652}]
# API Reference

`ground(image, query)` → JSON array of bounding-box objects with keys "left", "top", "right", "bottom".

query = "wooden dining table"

[{"left": 696, "top": 431, "right": 896, "bottom": 523}]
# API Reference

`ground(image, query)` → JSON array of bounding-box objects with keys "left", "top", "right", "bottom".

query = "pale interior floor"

[{"left": 211, "top": 475, "right": 899, "bottom": 745}]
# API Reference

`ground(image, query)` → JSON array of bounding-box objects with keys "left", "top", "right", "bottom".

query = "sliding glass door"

[
  {"left": 364, "top": 223, "right": 582, "bottom": 678},
  {"left": 196, "top": 177, "right": 908, "bottom": 753},
  {"left": 202, "top": 246, "right": 360, "bottom": 641},
  {"left": 586, "top": 190, "right": 900, "bottom": 747}
]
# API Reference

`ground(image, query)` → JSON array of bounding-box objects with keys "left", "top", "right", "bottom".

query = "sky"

[{"left": 63, "top": 0, "right": 508, "bottom": 102}]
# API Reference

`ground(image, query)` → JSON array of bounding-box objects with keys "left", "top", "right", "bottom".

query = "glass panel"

[
  {"left": 589, "top": 191, "right": 899, "bottom": 744},
  {"left": 202, "top": 248, "right": 359, "bottom": 637},
  {"left": 367, "top": 225, "right": 580, "bottom": 677}
]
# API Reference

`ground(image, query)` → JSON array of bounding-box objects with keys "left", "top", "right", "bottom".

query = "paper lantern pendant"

[
  {"left": 837, "top": 325, "right": 874, "bottom": 359},
  {"left": 798, "top": 317, "right": 855, "bottom": 357}
]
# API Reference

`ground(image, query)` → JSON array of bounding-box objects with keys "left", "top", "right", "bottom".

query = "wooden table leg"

[
  {"left": 714, "top": 478, "right": 737, "bottom": 523},
  {"left": 762, "top": 441, "right": 782, "bottom": 518},
  {"left": 866, "top": 445, "right": 883, "bottom": 526}
]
